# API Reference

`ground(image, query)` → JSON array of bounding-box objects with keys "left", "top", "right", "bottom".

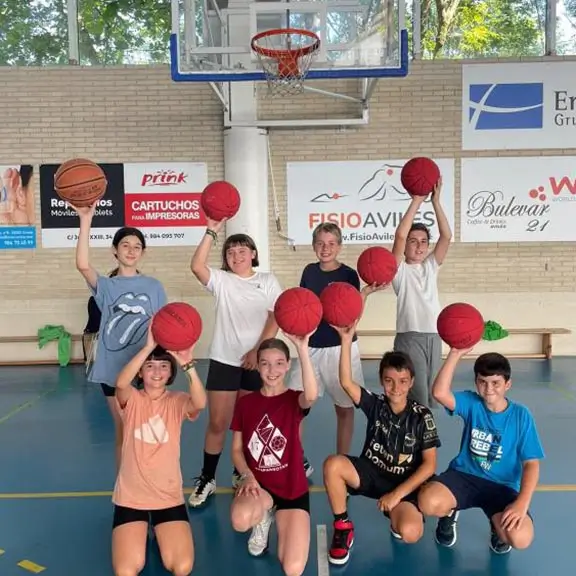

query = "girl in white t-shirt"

[
  {"left": 188, "top": 217, "right": 283, "bottom": 507},
  {"left": 391, "top": 178, "right": 452, "bottom": 408}
]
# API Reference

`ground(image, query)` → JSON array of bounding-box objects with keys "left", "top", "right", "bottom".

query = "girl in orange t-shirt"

[{"left": 112, "top": 325, "right": 206, "bottom": 576}]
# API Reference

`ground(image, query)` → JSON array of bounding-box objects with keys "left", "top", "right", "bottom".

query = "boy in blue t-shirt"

[{"left": 418, "top": 347, "right": 544, "bottom": 554}]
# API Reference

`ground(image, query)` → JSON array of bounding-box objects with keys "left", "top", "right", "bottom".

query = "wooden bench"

[
  {"left": 0, "top": 334, "right": 87, "bottom": 366},
  {"left": 356, "top": 328, "right": 572, "bottom": 360}
]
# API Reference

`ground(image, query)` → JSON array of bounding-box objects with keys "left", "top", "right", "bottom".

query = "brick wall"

[{"left": 1, "top": 59, "right": 575, "bottom": 363}]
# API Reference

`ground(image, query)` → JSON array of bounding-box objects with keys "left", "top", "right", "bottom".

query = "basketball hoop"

[{"left": 251, "top": 28, "right": 320, "bottom": 97}]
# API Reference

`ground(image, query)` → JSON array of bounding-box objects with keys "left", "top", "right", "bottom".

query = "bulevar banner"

[{"left": 39, "top": 162, "right": 208, "bottom": 248}]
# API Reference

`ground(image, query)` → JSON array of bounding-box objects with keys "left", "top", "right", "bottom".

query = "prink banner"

[{"left": 39, "top": 162, "right": 208, "bottom": 248}]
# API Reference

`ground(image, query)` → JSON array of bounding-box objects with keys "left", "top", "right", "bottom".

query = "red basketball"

[
  {"left": 151, "top": 302, "right": 203, "bottom": 351},
  {"left": 437, "top": 303, "right": 485, "bottom": 349},
  {"left": 400, "top": 157, "right": 440, "bottom": 197},
  {"left": 54, "top": 158, "right": 107, "bottom": 207},
  {"left": 320, "top": 282, "right": 364, "bottom": 328},
  {"left": 201, "top": 180, "right": 241, "bottom": 221},
  {"left": 274, "top": 287, "right": 323, "bottom": 337},
  {"left": 357, "top": 247, "right": 398, "bottom": 286}
]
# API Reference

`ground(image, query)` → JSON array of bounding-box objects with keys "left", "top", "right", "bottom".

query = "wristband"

[
  {"left": 181, "top": 360, "right": 197, "bottom": 372},
  {"left": 206, "top": 229, "right": 217, "bottom": 240}
]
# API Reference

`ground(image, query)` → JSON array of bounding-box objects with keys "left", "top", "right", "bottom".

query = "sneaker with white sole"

[
  {"left": 303, "top": 457, "right": 314, "bottom": 478},
  {"left": 248, "top": 507, "right": 274, "bottom": 557},
  {"left": 435, "top": 510, "right": 460, "bottom": 547},
  {"left": 489, "top": 523, "right": 512, "bottom": 554},
  {"left": 188, "top": 474, "right": 216, "bottom": 507},
  {"left": 232, "top": 470, "right": 243, "bottom": 489}
]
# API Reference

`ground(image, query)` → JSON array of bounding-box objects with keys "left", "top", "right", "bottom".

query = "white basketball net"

[{"left": 252, "top": 29, "right": 320, "bottom": 97}]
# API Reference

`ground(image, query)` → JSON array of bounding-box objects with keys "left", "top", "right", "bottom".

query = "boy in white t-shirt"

[{"left": 391, "top": 178, "right": 452, "bottom": 408}]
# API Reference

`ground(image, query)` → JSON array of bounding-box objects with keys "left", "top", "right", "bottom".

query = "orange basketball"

[{"left": 54, "top": 158, "right": 107, "bottom": 207}]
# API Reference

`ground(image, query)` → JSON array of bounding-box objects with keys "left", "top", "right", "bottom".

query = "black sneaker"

[
  {"left": 435, "top": 510, "right": 459, "bottom": 547},
  {"left": 490, "top": 524, "right": 512, "bottom": 554}
]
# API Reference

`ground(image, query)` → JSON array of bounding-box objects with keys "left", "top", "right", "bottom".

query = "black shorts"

[
  {"left": 268, "top": 490, "right": 310, "bottom": 513},
  {"left": 112, "top": 504, "right": 189, "bottom": 528},
  {"left": 206, "top": 359, "right": 262, "bottom": 392},
  {"left": 434, "top": 469, "right": 530, "bottom": 521},
  {"left": 101, "top": 383, "right": 115, "bottom": 397},
  {"left": 345, "top": 456, "right": 422, "bottom": 516}
]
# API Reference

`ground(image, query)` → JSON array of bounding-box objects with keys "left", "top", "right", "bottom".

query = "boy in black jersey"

[{"left": 323, "top": 322, "right": 441, "bottom": 566}]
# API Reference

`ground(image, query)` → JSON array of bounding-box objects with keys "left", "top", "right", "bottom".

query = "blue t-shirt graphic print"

[
  {"left": 447, "top": 391, "right": 544, "bottom": 492},
  {"left": 88, "top": 274, "right": 167, "bottom": 387}
]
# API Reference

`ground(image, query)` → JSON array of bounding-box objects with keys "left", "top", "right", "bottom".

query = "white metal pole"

[
  {"left": 412, "top": 0, "right": 421, "bottom": 60},
  {"left": 67, "top": 0, "right": 79, "bottom": 64},
  {"left": 545, "top": 0, "right": 557, "bottom": 56}
]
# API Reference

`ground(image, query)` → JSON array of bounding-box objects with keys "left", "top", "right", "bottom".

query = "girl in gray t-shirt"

[{"left": 72, "top": 202, "right": 167, "bottom": 468}]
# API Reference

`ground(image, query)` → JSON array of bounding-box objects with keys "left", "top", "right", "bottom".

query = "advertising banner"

[{"left": 286, "top": 159, "right": 455, "bottom": 245}]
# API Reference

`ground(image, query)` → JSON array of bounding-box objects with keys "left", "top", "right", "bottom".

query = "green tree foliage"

[
  {"left": 0, "top": 0, "right": 171, "bottom": 66},
  {"left": 421, "top": 0, "right": 546, "bottom": 58},
  {"left": 1, "top": 0, "right": 575, "bottom": 66}
]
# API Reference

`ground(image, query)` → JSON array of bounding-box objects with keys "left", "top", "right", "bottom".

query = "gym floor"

[{"left": 0, "top": 357, "right": 571, "bottom": 575}]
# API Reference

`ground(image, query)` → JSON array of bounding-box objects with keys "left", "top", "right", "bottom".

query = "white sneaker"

[
  {"left": 248, "top": 507, "right": 274, "bottom": 556},
  {"left": 232, "top": 470, "right": 243, "bottom": 489},
  {"left": 188, "top": 474, "right": 216, "bottom": 507}
]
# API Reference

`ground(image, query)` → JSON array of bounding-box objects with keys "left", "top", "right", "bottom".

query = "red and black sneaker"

[{"left": 328, "top": 519, "right": 355, "bottom": 565}]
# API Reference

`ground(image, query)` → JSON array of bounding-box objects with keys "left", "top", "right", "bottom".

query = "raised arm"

[
  {"left": 115, "top": 331, "right": 156, "bottom": 408},
  {"left": 431, "top": 348, "right": 469, "bottom": 411},
  {"left": 72, "top": 203, "right": 99, "bottom": 289},
  {"left": 431, "top": 178, "right": 452, "bottom": 265},
  {"left": 190, "top": 218, "right": 225, "bottom": 286},
  {"left": 392, "top": 195, "right": 426, "bottom": 264},
  {"left": 334, "top": 323, "right": 362, "bottom": 405},
  {"left": 284, "top": 333, "right": 318, "bottom": 409},
  {"left": 168, "top": 346, "right": 207, "bottom": 415}
]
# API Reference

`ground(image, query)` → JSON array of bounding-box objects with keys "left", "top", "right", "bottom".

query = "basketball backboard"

[{"left": 170, "top": 0, "right": 408, "bottom": 83}]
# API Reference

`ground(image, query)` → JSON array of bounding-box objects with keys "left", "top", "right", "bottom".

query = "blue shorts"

[{"left": 434, "top": 469, "right": 530, "bottom": 521}]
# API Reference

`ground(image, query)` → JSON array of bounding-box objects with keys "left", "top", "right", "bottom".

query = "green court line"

[
  {"left": 0, "top": 484, "right": 573, "bottom": 499},
  {"left": 0, "top": 387, "right": 57, "bottom": 426},
  {"left": 548, "top": 381, "right": 576, "bottom": 403}
]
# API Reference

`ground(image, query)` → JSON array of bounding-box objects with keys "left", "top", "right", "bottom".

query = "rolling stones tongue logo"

[{"left": 103, "top": 292, "right": 153, "bottom": 352}]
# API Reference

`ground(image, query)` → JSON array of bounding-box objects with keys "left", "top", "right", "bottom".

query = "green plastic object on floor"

[
  {"left": 37, "top": 325, "right": 71, "bottom": 367},
  {"left": 482, "top": 320, "right": 509, "bottom": 341}
]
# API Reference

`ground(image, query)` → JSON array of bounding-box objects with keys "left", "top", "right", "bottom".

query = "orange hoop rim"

[{"left": 250, "top": 28, "right": 320, "bottom": 60}]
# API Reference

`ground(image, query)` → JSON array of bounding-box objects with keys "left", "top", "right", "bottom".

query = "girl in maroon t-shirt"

[{"left": 230, "top": 333, "right": 318, "bottom": 573}]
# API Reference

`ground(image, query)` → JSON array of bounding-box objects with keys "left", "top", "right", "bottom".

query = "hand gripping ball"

[
  {"left": 274, "top": 287, "right": 323, "bottom": 337},
  {"left": 400, "top": 157, "right": 441, "bottom": 197},
  {"left": 437, "top": 303, "right": 485, "bottom": 349},
  {"left": 357, "top": 246, "right": 398, "bottom": 286},
  {"left": 320, "top": 282, "right": 364, "bottom": 328},
  {"left": 54, "top": 158, "right": 107, "bottom": 207},
  {"left": 200, "top": 180, "right": 241, "bottom": 221},
  {"left": 151, "top": 302, "right": 203, "bottom": 351}
]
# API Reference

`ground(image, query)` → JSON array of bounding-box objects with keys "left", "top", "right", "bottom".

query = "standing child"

[
  {"left": 72, "top": 203, "right": 167, "bottom": 468},
  {"left": 111, "top": 326, "right": 206, "bottom": 576},
  {"left": 391, "top": 178, "right": 452, "bottom": 408},
  {"left": 188, "top": 217, "right": 282, "bottom": 507},
  {"left": 418, "top": 348, "right": 545, "bottom": 554},
  {"left": 290, "top": 222, "right": 378, "bottom": 475},
  {"left": 230, "top": 334, "right": 318, "bottom": 573},
  {"left": 323, "top": 322, "right": 441, "bottom": 565}
]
